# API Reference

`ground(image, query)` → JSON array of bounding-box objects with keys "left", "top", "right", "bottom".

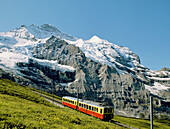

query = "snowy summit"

[
  {"left": 88, "top": 35, "right": 103, "bottom": 43},
  {"left": 0, "top": 24, "right": 169, "bottom": 97}
]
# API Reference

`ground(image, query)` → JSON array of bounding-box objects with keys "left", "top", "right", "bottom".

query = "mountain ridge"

[{"left": 0, "top": 24, "right": 169, "bottom": 118}]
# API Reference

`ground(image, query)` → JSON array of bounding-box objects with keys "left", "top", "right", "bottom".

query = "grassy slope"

[
  {"left": 0, "top": 78, "right": 169, "bottom": 129},
  {"left": 30, "top": 87, "right": 62, "bottom": 101},
  {"left": 30, "top": 85, "right": 170, "bottom": 129},
  {"left": 113, "top": 114, "right": 170, "bottom": 129},
  {"left": 0, "top": 78, "right": 120, "bottom": 129}
]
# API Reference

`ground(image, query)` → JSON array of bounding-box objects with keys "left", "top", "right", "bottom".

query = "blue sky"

[{"left": 0, "top": 0, "right": 169, "bottom": 70}]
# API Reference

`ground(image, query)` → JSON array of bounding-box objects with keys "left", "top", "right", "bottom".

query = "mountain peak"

[
  {"left": 16, "top": 24, "right": 76, "bottom": 41},
  {"left": 40, "top": 24, "right": 61, "bottom": 33},
  {"left": 89, "top": 35, "right": 103, "bottom": 43}
]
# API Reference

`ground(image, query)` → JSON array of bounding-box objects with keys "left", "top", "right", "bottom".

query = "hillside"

[
  {"left": 0, "top": 78, "right": 119, "bottom": 129},
  {"left": 0, "top": 78, "right": 169, "bottom": 129}
]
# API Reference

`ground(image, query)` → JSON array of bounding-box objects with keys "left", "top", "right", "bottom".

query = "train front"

[{"left": 102, "top": 106, "right": 114, "bottom": 121}]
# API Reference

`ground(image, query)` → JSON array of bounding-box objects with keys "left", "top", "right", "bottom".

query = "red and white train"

[{"left": 62, "top": 96, "right": 114, "bottom": 121}]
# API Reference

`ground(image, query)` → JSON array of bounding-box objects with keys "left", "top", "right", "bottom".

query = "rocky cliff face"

[
  {"left": 0, "top": 24, "right": 169, "bottom": 119},
  {"left": 32, "top": 36, "right": 169, "bottom": 118}
]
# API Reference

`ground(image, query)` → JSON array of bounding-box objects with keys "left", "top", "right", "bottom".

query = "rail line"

[
  {"left": 109, "top": 120, "right": 138, "bottom": 129},
  {"left": 33, "top": 91, "right": 138, "bottom": 129},
  {"left": 32, "top": 91, "right": 64, "bottom": 108}
]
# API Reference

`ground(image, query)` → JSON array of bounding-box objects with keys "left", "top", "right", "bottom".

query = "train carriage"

[{"left": 62, "top": 96, "right": 114, "bottom": 121}]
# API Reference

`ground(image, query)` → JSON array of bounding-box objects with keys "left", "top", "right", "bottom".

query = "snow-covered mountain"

[
  {"left": 0, "top": 24, "right": 169, "bottom": 118},
  {"left": 0, "top": 24, "right": 76, "bottom": 72}
]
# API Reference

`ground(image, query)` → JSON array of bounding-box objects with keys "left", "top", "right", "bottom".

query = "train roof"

[{"left": 63, "top": 96, "right": 113, "bottom": 108}]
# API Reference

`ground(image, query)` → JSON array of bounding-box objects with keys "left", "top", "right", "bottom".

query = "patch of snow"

[
  {"left": 59, "top": 82, "right": 73, "bottom": 86},
  {"left": 147, "top": 77, "right": 170, "bottom": 81},
  {"left": 146, "top": 70, "right": 170, "bottom": 77},
  {"left": 31, "top": 57, "right": 75, "bottom": 72},
  {"left": 0, "top": 35, "right": 17, "bottom": 45},
  {"left": 0, "top": 51, "right": 28, "bottom": 70},
  {"left": 87, "top": 35, "right": 103, "bottom": 43},
  {"left": 145, "top": 82, "right": 170, "bottom": 95}
]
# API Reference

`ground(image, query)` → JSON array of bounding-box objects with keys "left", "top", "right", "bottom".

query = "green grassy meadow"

[
  {"left": 113, "top": 114, "right": 170, "bottom": 129},
  {"left": 0, "top": 78, "right": 169, "bottom": 129},
  {"left": 0, "top": 78, "right": 120, "bottom": 129}
]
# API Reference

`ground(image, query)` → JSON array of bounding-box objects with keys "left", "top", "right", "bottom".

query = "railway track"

[
  {"left": 109, "top": 120, "right": 138, "bottom": 129},
  {"left": 33, "top": 91, "right": 138, "bottom": 129},
  {"left": 32, "top": 91, "right": 64, "bottom": 108}
]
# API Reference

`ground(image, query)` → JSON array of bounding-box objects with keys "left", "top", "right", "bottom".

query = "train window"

[
  {"left": 89, "top": 106, "right": 91, "bottom": 110},
  {"left": 79, "top": 103, "right": 81, "bottom": 106},
  {"left": 92, "top": 107, "right": 94, "bottom": 111},
  {"left": 104, "top": 108, "right": 107, "bottom": 113},
  {"left": 87, "top": 105, "right": 88, "bottom": 109},
  {"left": 94, "top": 107, "right": 96, "bottom": 112},
  {"left": 100, "top": 109, "right": 102, "bottom": 114},
  {"left": 96, "top": 108, "right": 98, "bottom": 112},
  {"left": 84, "top": 104, "right": 86, "bottom": 108}
]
